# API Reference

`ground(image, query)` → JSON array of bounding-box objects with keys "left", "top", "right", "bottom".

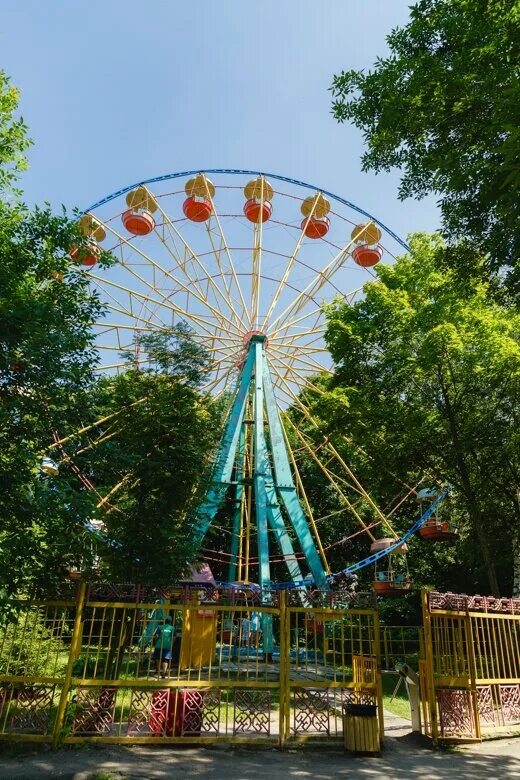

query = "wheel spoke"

[{"left": 268, "top": 224, "right": 375, "bottom": 334}]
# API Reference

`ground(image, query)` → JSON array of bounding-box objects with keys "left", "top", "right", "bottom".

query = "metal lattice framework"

[{"left": 51, "top": 169, "right": 435, "bottom": 589}]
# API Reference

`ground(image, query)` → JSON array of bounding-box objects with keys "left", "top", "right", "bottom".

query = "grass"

[
  {"left": 382, "top": 672, "right": 411, "bottom": 720},
  {"left": 91, "top": 774, "right": 126, "bottom": 780}
]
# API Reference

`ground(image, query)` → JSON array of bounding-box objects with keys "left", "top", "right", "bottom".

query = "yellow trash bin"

[{"left": 343, "top": 703, "right": 380, "bottom": 754}]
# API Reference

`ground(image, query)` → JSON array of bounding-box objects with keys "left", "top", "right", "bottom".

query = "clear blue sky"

[{"left": 1, "top": 0, "right": 439, "bottom": 242}]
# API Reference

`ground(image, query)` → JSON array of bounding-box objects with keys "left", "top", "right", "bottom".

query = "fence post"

[
  {"left": 465, "top": 614, "right": 481, "bottom": 740},
  {"left": 383, "top": 626, "right": 389, "bottom": 671},
  {"left": 421, "top": 590, "right": 439, "bottom": 745},
  {"left": 52, "top": 580, "right": 87, "bottom": 748},
  {"left": 278, "top": 590, "right": 288, "bottom": 748},
  {"left": 373, "top": 609, "right": 384, "bottom": 741}
]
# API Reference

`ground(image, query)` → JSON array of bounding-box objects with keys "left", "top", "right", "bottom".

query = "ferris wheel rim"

[{"left": 82, "top": 168, "right": 409, "bottom": 253}]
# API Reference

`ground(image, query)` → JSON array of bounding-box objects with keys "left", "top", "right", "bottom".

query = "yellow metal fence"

[
  {"left": 421, "top": 591, "right": 520, "bottom": 743},
  {"left": 0, "top": 583, "right": 382, "bottom": 747}
]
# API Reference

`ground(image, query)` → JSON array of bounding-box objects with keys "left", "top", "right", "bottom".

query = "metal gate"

[
  {"left": 421, "top": 591, "right": 520, "bottom": 743},
  {"left": 0, "top": 582, "right": 382, "bottom": 747}
]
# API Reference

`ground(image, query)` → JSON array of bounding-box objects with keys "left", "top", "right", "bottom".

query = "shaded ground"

[{"left": 2, "top": 726, "right": 520, "bottom": 780}]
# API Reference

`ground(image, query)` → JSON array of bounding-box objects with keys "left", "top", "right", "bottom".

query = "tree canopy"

[
  {"left": 68, "top": 356, "right": 223, "bottom": 583},
  {"left": 0, "top": 71, "right": 31, "bottom": 194},
  {"left": 302, "top": 234, "right": 519, "bottom": 597},
  {"left": 0, "top": 71, "right": 223, "bottom": 599},
  {"left": 331, "top": 0, "right": 520, "bottom": 286}
]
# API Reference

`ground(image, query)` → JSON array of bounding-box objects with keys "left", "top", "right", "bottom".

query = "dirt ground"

[{"left": 1, "top": 714, "right": 520, "bottom": 780}]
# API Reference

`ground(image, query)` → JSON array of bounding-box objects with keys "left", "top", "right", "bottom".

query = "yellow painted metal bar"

[
  {"left": 0, "top": 675, "right": 63, "bottom": 684},
  {"left": 373, "top": 609, "right": 384, "bottom": 739},
  {"left": 72, "top": 678, "right": 281, "bottom": 688},
  {"left": 0, "top": 734, "right": 52, "bottom": 743},
  {"left": 422, "top": 591, "right": 439, "bottom": 745},
  {"left": 52, "top": 580, "right": 87, "bottom": 747},
  {"left": 475, "top": 677, "right": 520, "bottom": 684},
  {"left": 287, "top": 680, "right": 375, "bottom": 690},
  {"left": 278, "top": 590, "right": 287, "bottom": 747},
  {"left": 465, "top": 614, "right": 481, "bottom": 740},
  {"left": 64, "top": 735, "right": 279, "bottom": 745}
]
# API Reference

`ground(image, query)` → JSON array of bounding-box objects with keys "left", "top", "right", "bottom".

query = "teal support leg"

[
  {"left": 265, "top": 470, "right": 304, "bottom": 584},
  {"left": 262, "top": 358, "right": 329, "bottom": 590},
  {"left": 194, "top": 348, "right": 255, "bottom": 544},
  {"left": 228, "top": 427, "right": 246, "bottom": 582},
  {"left": 192, "top": 334, "right": 327, "bottom": 613},
  {"left": 252, "top": 339, "right": 274, "bottom": 654}
]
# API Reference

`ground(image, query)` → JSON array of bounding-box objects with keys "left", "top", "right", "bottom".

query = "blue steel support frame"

[
  {"left": 262, "top": 359, "right": 329, "bottom": 590},
  {"left": 252, "top": 340, "right": 271, "bottom": 592},
  {"left": 228, "top": 427, "right": 246, "bottom": 582},
  {"left": 252, "top": 339, "right": 274, "bottom": 651},
  {"left": 194, "top": 334, "right": 329, "bottom": 599},
  {"left": 193, "top": 347, "right": 255, "bottom": 544}
]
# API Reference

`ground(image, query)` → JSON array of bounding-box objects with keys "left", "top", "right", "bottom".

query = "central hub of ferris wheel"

[{"left": 242, "top": 330, "right": 268, "bottom": 347}]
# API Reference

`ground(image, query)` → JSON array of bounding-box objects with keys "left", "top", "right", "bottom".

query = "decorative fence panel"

[
  {"left": 421, "top": 591, "right": 520, "bottom": 744},
  {"left": 0, "top": 583, "right": 382, "bottom": 748},
  {"left": 283, "top": 590, "right": 383, "bottom": 744}
]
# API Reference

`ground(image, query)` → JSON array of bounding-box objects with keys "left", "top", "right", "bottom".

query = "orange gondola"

[
  {"left": 243, "top": 177, "right": 273, "bottom": 224},
  {"left": 183, "top": 175, "right": 214, "bottom": 222},
  {"left": 416, "top": 487, "right": 458, "bottom": 542},
  {"left": 121, "top": 187, "right": 158, "bottom": 235},
  {"left": 122, "top": 211, "right": 155, "bottom": 235},
  {"left": 419, "top": 520, "right": 458, "bottom": 542},
  {"left": 352, "top": 244, "right": 383, "bottom": 268},
  {"left": 351, "top": 223, "right": 384, "bottom": 268},
  {"left": 71, "top": 214, "right": 106, "bottom": 268},
  {"left": 301, "top": 216, "right": 330, "bottom": 239},
  {"left": 300, "top": 193, "right": 330, "bottom": 238},
  {"left": 371, "top": 539, "right": 411, "bottom": 597},
  {"left": 70, "top": 241, "right": 101, "bottom": 268},
  {"left": 244, "top": 198, "right": 272, "bottom": 224},
  {"left": 183, "top": 197, "right": 212, "bottom": 222}
]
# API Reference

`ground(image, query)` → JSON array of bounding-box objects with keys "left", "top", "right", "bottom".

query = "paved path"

[
  {"left": 1, "top": 713, "right": 520, "bottom": 779},
  {"left": 2, "top": 734, "right": 520, "bottom": 779}
]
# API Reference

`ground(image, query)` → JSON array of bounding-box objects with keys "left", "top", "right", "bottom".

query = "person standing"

[{"left": 152, "top": 616, "right": 174, "bottom": 679}]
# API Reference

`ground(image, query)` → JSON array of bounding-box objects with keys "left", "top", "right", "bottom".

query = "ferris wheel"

[{"left": 53, "top": 169, "right": 452, "bottom": 595}]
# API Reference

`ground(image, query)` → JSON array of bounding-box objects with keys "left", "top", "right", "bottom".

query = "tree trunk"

[
  {"left": 463, "top": 489, "right": 500, "bottom": 597},
  {"left": 513, "top": 532, "right": 520, "bottom": 599}
]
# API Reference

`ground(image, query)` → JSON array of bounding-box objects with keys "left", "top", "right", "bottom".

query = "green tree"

[
  {"left": 0, "top": 204, "right": 109, "bottom": 600},
  {"left": 330, "top": 0, "right": 520, "bottom": 284},
  {"left": 79, "top": 362, "right": 223, "bottom": 583},
  {"left": 316, "top": 234, "right": 519, "bottom": 596},
  {"left": 0, "top": 69, "right": 225, "bottom": 597},
  {"left": 0, "top": 71, "right": 109, "bottom": 601},
  {"left": 0, "top": 70, "right": 31, "bottom": 194},
  {"left": 120, "top": 323, "right": 211, "bottom": 386}
]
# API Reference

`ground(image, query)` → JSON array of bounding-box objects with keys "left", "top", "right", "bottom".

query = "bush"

[{"left": 0, "top": 608, "right": 68, "bottom": 677}]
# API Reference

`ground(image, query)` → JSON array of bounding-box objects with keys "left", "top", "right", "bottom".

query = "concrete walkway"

[
  {"left": 1, "top": 732, "right": 520, "bottom": 780},
  {"left": 0, "top": 714, "right": 519, "bottom": 779}
]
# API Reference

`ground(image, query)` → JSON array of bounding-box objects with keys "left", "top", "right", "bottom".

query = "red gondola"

[
  {"left": 183, "top": 196, "right": 212, "bottom": 222},
  {"left": 301, "top": 215, "right": 330, "bottom": 239},
  {"left": 244, "top": 198, "right": 272, "bottom": 224},
  {"left": 371, "top": 539, "right": 411, "bottom": 597},
  {"left": 122, "top": 208, "right": 155, "bottom": 236},
  {"left": 70, "top": 241, "right": 101, "bottom": 268},
  {"left": 416, "top": 487, "right": 457, "bottom": 542},
  {"left": 352, "top": 244, "right": 383, "bottom": 268},
  {"left": 419, "top": 521, "right": 459, "bottom": 541}
]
